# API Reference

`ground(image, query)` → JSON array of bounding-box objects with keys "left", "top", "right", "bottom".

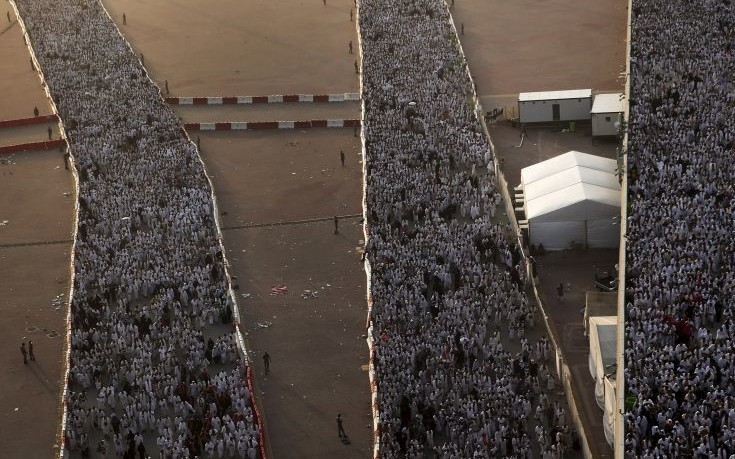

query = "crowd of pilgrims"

[
  {"left": 14, "top": 0, "right": 261, "bottom": 457},
  {"left": 624, "top": 0, "right": 735, "bottom": 457},
  {"left": 359, "top": 0, "right": 575, "bottom": 457}
]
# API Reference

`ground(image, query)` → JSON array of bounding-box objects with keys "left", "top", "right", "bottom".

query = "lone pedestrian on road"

[
  {"left": 20, "top": 342, "right": 28, "bottom": 365},
  {"left": 165, "top": 79, "right": 169, "bottom": 94},
  {"left": 28, "top": 340, "right": 35, "bottom": 361},
  {"left": 48, "top": 125, "right": 53, "bottom": 140},
  {"left": 263, "top": 352, "right": 271, "bottom": 376},
  {"left": 337, "top": 414, "right": 347, "bottom": 438},
  {"left": 350, "top": 8, "right": 353, "bottom": 21},
  {"left": 34, "top": 106, "right": 39, "bottom": 117},
  {"left": 340, "top": 150, "right": 345, "bottom": 167},
  {"left": 122, "top": 13, "right": 126, "bottom": 25},
  {"left": 461, "top": 23, "right": 464, "bottom": 36},
  {"left": 354, "top": 60, "right": 359, "bottom": 74},
  {"left": 334, "top": 216, "right": 339, "bottom": 235},
  {"left": 557, "top": 282, "right": 564, "bottom": 303},
  {"left": 64, "top": 151, "right": 71, "bottom": 170},
  {"left": 349, "top": 41, "right": 353, "bottom": 54}
]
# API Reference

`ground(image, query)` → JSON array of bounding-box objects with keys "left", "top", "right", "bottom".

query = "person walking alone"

[
  {"left": 337, "top": 414, "right": 347, "bottom": 438},
  {"left": 20, "top": 342, "right": 28, "bottom": 365},
  {"left": 340, "top": 150, "right": 345, "bottom": 167},
  {"left": 334, "top": 216, "right": 339, "bottom": 235},
  {"left": 557, "top": 283, "right": 564, "bottom": 303},
  {"left": 263, "top": 352, "right": 271, "bottom": 376},
  {"left": 349, "top": 41, "right": 353, "bottom": 54}
]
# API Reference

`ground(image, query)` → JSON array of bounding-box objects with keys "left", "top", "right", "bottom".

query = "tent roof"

[
  {"left": 521, "top": 151, "right": 621, "bottom": 221},
  {"left": 591, "top": 93, "right": 624, "bottom": 114},
  {"left": 519, "top": 89, "right": 592, "bottom": 102},
  {"left": 590, "top": 316, "right": 617, "bottom": 371}
]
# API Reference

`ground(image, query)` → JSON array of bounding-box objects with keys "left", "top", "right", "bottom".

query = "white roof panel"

[
  {"left": 521, "top": 151, "right": 621, "bottom": 221},
  {"left": 524, "top": 166, "right": 620, "bottom": 201},
  {"left": 519, "top": 89, "right": 592, "bottom": 102},
  {"left": 591, "top": 93, "right": 624, "bottom": 114},
  {"left": 521, "top": 151, "right": 617, "bottom": 186},
  {"left": 526, "top": 183, "right": 620, "bottom": 221}
]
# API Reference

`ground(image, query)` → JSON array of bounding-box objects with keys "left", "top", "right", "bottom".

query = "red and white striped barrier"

[
  {"left": 0, "top": 138, "right": 65, "bottom": 155},
  {"left": 183, "top": 119, "right": 361, "bottom": 131},
  {"left": 0, "top": 114, "right": 59, "bottom": 129},
  {"left": 166, "top": 93, "right": 360, "bottom": 105}
]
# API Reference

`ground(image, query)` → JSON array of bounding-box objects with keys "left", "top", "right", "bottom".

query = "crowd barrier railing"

[
  {"left": 614, "top": 0, "right": 633, "bottom": 455},
  {"left": 182, "top": 120, "right": 361, "bottom": 131},
  {"left": 354, "top": 1, "right": 381, "bottom": 457},
  {"left": 165, "top": 93, "right": 360, "bottom": 105},
  {"left": 0, "top": 113, "right": 59, "bottom": 128},
  {"left": 0, "top": 138, "right": 65, "bottom": 155}
]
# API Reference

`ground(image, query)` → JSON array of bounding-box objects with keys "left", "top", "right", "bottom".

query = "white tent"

[
  {"left": 603, "top": 375, "right": 616, "bottom": 446},
  {"left": 520, "top": 151, "right": 621, "bottom": 250},
  {"left": 588, "top": 316, "right": 617, "bottom": 409}
]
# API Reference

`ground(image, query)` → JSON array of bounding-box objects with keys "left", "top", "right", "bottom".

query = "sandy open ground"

[
  {"left": 453, "top": 0, "right": 627, "bottom": 112},
  {"left": 102, "top": 0, "right": 359, "bottom": 97},
  {"left": 198, "top": 130, "right": 363, "bottom": 225},
  {"left": 1, "top": 7, "right": 73, "bottom": 459},
  {"left": 0, "top": 149, "right": 74, "bottom": 458},
  {"left": 0, "top": 5, "right": 52, "bottom": 121}
]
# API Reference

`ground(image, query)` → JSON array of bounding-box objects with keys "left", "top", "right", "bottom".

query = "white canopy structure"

[
  {"left": 588, "top": 316, "right": 616, "bottom": 401},
  {"left": 520, "top": 151, "right": 621, "bottom": 250},
  {"left": 588, "top": 315, "right": 618, "bottom": 447}
]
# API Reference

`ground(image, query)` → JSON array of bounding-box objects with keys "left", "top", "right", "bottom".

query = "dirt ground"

[
  {"left": 220, "top": 221, "right": 372, "bottom": 459},
  {"left": 197, "top": 129, "right": 371, "bottom": 457},
  {"left": 1, "top": 7, "right": 73, "bottom": 459},
  {"left": 101, "top": 0, "right": 359, "bottom": 97},
  {"left": 0, "top": 3, "right": 52, "bottom": 121},
  {"left": 452, "top": 0, "right": 627, "bottom": 98},
  {"left": 0, "top": 149, "right": 74, "bottom": 458},
  {"left": 197, "top": 130, "right": 362, "bottom": 225}
]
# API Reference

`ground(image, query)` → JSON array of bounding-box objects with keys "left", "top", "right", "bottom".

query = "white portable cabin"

[
  {"left": 591, "top": 93, "right": 624, "bottom": 136},
  {"left": 518, "top": 89, "right": 592, "bottom": 123},
  {"left": 520, "top": 151, "right": 621, "bottom": 250}
]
